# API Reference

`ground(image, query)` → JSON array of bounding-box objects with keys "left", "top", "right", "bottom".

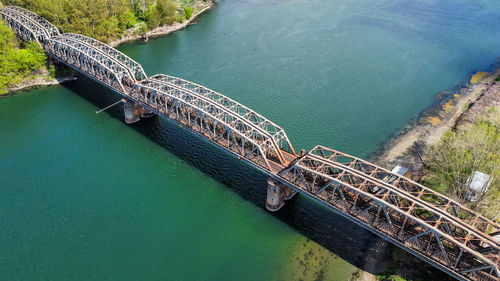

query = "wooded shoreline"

[{"left": 2, "top": 1, "right": 214, "bottom": 95}]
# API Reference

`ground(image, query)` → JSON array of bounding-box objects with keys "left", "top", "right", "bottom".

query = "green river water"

[{"left": 1, "top": 0, "right": 500, "bottom": 280}]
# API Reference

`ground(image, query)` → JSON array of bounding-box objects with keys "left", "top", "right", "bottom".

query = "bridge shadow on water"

[{"left": 61, "top": 76, "right": 452, "bottom": 279}]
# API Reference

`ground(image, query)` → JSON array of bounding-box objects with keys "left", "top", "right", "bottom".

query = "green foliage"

[
  {"left": 184, "top": 6, "right": 193, "bottom": 19},
  {"left": 378, "top": 274, "right": 407, "bottom": 281},
  {"left": 5, "top": 0, "right": 190, "bottom": 42},
  {"left": 146, "top": 0, "right": 178, "bottom": 29},
  {"left": 424, "top": 107, "right": 500, "bottom": 217},
  {"left": 49, "top": 65, "right": 56, "bottom": 78},
  {"left": 0, "top": 21, "right": 47, "bottom": 94}
]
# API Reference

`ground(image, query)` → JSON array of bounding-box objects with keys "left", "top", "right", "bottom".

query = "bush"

[
  {"left": 184, "top": 6, "right": 193, "bottom": 19},
  {"left": 49, "top": 65, "right": 56, "bottom": 78}
]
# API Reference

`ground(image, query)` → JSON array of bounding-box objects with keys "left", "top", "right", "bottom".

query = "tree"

[{"left": 0, "top": 21, "right": 47, "bottom": 94}]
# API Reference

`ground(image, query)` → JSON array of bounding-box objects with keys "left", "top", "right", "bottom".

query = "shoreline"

[
  {"left": 109, "top": 2, "right": 214, "bottom": 48},
  {"left": 371, "top": 66, "right": 500, "bottom": 178},
  {"left": 3, "top": 75, "right": 76, "bottom": 96}
]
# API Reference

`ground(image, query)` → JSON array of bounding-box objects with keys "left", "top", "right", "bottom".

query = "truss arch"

[
  {"left": 150, "top": 74, "right": 295, "bottom": 156},
  {"left": 131, "top": 77, "right": 290, "bottom": 172},
  {"left": 45, "top": 37, "right": 127, "bottom": 93}
]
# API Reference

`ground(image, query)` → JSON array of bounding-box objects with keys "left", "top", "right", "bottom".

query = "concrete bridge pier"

[
  {"left": 123, "top": 99, "right": 154, "bottom": 124},
  {"left": 266, "top": 178, "right": 297, "bottom": 211}
]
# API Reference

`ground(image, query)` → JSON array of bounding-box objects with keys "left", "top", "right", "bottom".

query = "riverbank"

[
  {"left": 372, "top": 67, "right": 500, "bottom": 180},
  {"left": 4, "top": 75, "right": 76, "bottom": 96},
  {"left": 110, "top": 1, "right": 214, "bottom": 47},
  {"left": 2, "top": 62, "right": 76, "bottom": 96}
]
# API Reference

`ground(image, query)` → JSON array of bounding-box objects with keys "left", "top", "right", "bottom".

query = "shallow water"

[{"left": 1, "top": 0, "right": 500, "bottom": 280}]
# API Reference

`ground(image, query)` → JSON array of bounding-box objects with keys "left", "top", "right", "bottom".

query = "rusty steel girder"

[
  {"left": 45, "top": 37, "right": 128, "bottom": 93},
  {"left": 309, "top": 146, "right": 500, "bottom": 245},
  {"left": 45, "top": 35, "right": 145, "bottom": 93},
  {"left": 277, "top": 146, "right": 499, "bottom": 281},
  {"left": 4, "top": 6, "right": 59, "bottom": 38},
  {"left": 1, "top": 7, "right": 49, "bottom": 44},
  {"left": 61, "top": 33, "right": 147, "bottom": 82},
  {"left": 130, "top": 76, "right": 290, "bottom": 173},
  {"left": 150, "top": 74, "right": 296, "bottom": 157}
]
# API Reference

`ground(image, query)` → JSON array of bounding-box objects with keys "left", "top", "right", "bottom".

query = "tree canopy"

[
  {"left": 4, "top": 0, "right": 206, "bottom": 42},
  {"left": 0, "top": 21, "right": 47, "bottom": 94}
]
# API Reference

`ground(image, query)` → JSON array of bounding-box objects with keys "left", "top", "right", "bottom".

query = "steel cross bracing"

[
  {"left": 4, "top": 6, "right": 59, "bottom": 38},
  {"left": 1, "top": 7, "right": 53, "bottom": 44},
  {"left": 50, "top": 34, "right": 145, "bottom": 83},
  {"left": 149, "top": 74, "right": 295, "bottom": 157},
  {"left": 45, "top": 35, "right": 141, "bottom": 93},
  {"left": 130, "top": 76, "right": 290, "bottom": 173},
  {"left": 309, "top": 146, "right": 500, "bottom": 245},
  {"left": 61, "top": 33, "right": 147, "bottom": 81},
  {"left": 276, "top": 146, "right": 500, "bottom": 281}
]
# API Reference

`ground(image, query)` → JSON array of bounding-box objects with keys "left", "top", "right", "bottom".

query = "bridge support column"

[
  {"left": 123, "top": 99, "right": 153, "bottom": 124},
  {"left": 266, "top": 178, "right": 297, "bottom": 211}
]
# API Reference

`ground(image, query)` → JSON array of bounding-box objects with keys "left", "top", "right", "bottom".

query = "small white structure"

[
  {"left": 391, "top": 165, "right": 409, "bottom": 176},
  {"left": 465, "top": 171, "right": 493, "bottom": 202}
]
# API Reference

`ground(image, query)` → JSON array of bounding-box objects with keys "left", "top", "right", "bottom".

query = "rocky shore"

[{"left": 372, "top": 68, "right": 500, "bottom": 180}]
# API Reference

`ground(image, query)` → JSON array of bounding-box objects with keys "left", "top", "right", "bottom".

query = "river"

[{"left": 1, "top": 0, "right": 500, "bottom": 280}]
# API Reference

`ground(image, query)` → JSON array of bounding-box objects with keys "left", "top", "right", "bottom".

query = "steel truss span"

[
  {"left": 151, "top": 74, "right": 295, "bottom": 157},
  {"left": 131, "top": 76, "right": 290, "bottom": 173},
  {"left": 309, "top": 146, "right": 500, "bottom": 244},
  {"left": 45, "top": 36, "right": 132, "bottom": 93},
  {"left": 4, "top": 6, "right": 59, "bottom": 37},
  {"left": 45, "top": 34, "right": 147, "bottom": 94},
  {"left": 278, "top": 145, "right": 500, "bottom": 281},
  {"left": 1, "top": 7, "right": 52, "bottom": 43},
  {"left": 61, "top": 33, "right": 147, "bottom": 81}
]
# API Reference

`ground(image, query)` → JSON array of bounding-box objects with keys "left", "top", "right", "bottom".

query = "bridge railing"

[{"left": 278, "top": 146, "right": 499, "bottom": 281}]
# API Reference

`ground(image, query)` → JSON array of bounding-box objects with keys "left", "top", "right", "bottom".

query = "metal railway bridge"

[{"left": 2, "top": 5, "right": 499, "bottom": 281}]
